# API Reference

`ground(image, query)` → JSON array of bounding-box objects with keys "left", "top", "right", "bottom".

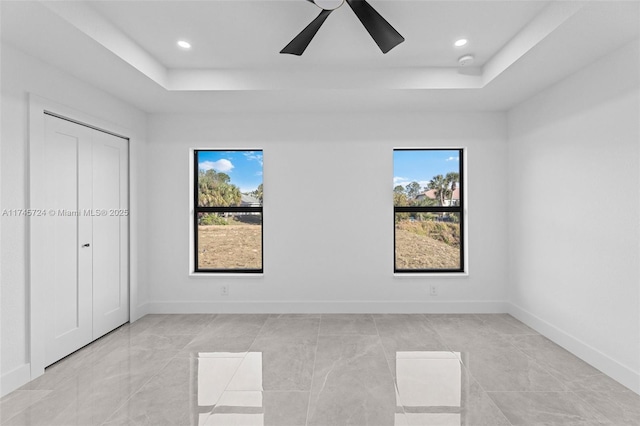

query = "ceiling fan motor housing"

[{"left": 314, "top": 0, "right": 344, "bottom": 10}]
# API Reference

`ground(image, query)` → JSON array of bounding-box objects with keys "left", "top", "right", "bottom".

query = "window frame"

[
  {"left": 393, "top": 148, "right": 465, "bottom": 274},
  {"left": 193, "top": 149, "right": 263, "bottom": 274}
]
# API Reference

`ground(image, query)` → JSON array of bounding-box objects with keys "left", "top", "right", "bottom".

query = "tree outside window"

[
  {"left": 194, "top": 150, "right": 263, "bottom": 273},
  {"left": 393, "top": 149, "right": 465, "bottom": 272}
]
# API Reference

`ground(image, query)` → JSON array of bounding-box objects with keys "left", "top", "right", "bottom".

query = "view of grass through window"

[
  {"left": 194, "top": 150, "right": 263, "bottom": 272},
  {"left": 393, "top": 149, "right": 464, "bottom": 272}
]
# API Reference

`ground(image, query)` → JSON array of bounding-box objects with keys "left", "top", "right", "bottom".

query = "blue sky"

[
  {"left": 393, "top": 150, "right": 460, "bottom": 190},
  {"left": 198, "top": 150, "right": 263, "bottom": 193}
]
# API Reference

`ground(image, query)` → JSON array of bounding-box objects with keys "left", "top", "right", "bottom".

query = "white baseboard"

[
  {"left": 1, "top": 363, "right": 31, "bottom": 398},
  {"left": 508, "top": 302, "right": 640, "bottom": 395},
  {"left": 145, "top": 300, "right": 508, "bottom": 314},
  {"left": 131, "top": 302, "right": 150, "bottom": 322}
]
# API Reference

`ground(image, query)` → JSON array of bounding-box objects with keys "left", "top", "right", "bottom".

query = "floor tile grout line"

[
  {"left": 180, "top": 312, "right": 220, "bottom": 348},
  {"left": 475, "top": 315, "right": 579, "bottom": 425},
  {"left": 163, "top": 313, "right": 249, "bottom": 425},
  {"left": 303, "top": 314, "right": 322, "bottom": 426},
  {"left": 483, "top": 387, "right": 639, "bottom": 425},
  {"left": 459, "top": 361, "right": 515, "bottom": 426},
  {"left": 483, "top": 345, "right": 619, "bottom": 426},
  {"left": 247, "top": 313, "right": 273, "bottom": 353},
  {"left": 198, "top": 313, "right": 221, "bottom": 335},
  {"left": 99, "top": 355, "right": 176, "bottom": 426},
  {"left": 100, "top": 315, "right": 207, "bottom": 426},
  {"left": 201, "top": 352, "right": 252, "bottom": 424},
  {"left": 423, "top": 313, "right": 515, "bottom": 426},
  {"left": 246, "top": 312, "right": 319, "bottom": 421},
  {"left": 1, "top": 390, "right": 55, "bottom": 425},
  {"left": 96, "top": 314, "right": 203, "bottom": 425},
  {"left": 473, "top": 313, "right": 540, "bottom": 336},
  {"left": 371, "top": 314, "right": 410, "bottom": 422},
  {"left": 420, "top": 313, "right": 460, "bottom": 355},
  {"left": 486, "top": 390, "right": 586, "bottom": 393},
  {"left": 570, "top": 388, "right": 624, "bottom": 424},
  {"left": 181, "top": 313, "right": 231, "bottom": 426},
  {"left": 461, "top": 365, "right": 515, "bottom": 426},
  {"left": 18, "top": 320, "right": 172, "bottom": 426},
  {"left": 500, "top": 333, "right": 579, "bottom": 395},
  {"left": 466, "top": 314, "right": 621, "bottom": 424},
  {"left": 33, "top": 328, "right": 125, "bottom": 425}
]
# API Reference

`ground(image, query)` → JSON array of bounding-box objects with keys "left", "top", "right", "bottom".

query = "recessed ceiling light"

[
  {"left": 177, "top": 40, "right": 191, "bottom": 50},
  {"left": 454, "top": 39, "right": 468, "bottom": 47}
]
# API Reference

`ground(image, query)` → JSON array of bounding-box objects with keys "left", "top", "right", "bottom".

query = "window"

[
  {"left": 193, "top": 150, "right": 263, "bottom": 273},
  {"left": 393, "top": 149, "right": 464, "bottom": 273}
]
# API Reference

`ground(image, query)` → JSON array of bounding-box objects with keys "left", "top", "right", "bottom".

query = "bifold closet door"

[
  {"left": 42, "top": 117, "right": 93, "bottom": 366},
  {"left": 42, "top": 115, "right": 128, "bottom": 367},
  {"left": 91, "top": 129, "right": 129, "bottom": 339}
]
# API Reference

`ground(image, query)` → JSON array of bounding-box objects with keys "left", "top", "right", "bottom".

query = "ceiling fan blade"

[
  {"left": 280, "top": 9, "right": 333, "bottom": 56},
  {"left": 346, "top": 0, "right": 404, "bottom": 53}
]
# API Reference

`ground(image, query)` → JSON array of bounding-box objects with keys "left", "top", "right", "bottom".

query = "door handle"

[{"left": 82, "top": 243, "right": 90, "bottom": 248}]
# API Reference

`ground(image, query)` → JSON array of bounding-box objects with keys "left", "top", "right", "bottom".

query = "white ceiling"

[
  {"left": 87, "top": 0, "right": 547, "bottom": 69},
  {"left": 1, "top": 0, "right": 639, "bottom": 114}
]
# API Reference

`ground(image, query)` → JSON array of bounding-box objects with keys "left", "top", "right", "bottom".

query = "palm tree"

[
  {"left": 198, "top": 170, "right": 241, "bottom": 207},
  {"left": 428, "top": 175, "right": 448, "bottom": 206},
  {"left": 445, "top": 172, "right": 459, "bottom": 206},
  {"left": 254, "top": 183, "right": 264, "bottom": 203}
]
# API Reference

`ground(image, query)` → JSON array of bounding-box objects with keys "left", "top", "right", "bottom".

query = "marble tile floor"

[{"left": 1, "top": 314, "right": 638, "bottom": 426}]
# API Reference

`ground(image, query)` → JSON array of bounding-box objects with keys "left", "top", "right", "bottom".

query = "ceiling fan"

[{"left": 281, "top": 0, "right": 405, "bottom": 56}]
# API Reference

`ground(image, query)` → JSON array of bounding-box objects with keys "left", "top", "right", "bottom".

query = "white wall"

[
  {"left": 146, "top": 111, "right": 508, "bottom": 313},
  {"left": 507, "top": 40, "right": 640, "bottom": 393},
  {"left": 0, "top": 43, "right": 148, "bottom": 396}
]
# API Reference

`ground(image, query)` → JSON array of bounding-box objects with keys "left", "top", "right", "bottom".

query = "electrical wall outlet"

[
  {"left": 221, "top": 285, "right": 229, "bottom": 296},
  {"left": 430, "top": 285, "right": 439, "bottom": 296}
]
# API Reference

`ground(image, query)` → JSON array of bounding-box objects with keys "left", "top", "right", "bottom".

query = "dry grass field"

[
  {"left": 197, "top": 224, "right": 262, "bottom": 269},
  {"left": 395, "top": 220, "right": 460, "bottom": 269}
]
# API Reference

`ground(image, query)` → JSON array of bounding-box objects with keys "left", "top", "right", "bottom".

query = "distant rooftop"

[
  {"left": 420, "top": 188, "right": 460, "bottom": 200},
  {"left": 241, "top": 193, "right": 261, "bottom": 206}
]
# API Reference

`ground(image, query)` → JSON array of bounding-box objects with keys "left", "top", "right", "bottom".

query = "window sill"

[
  {"left": 189, "top": 272, "right": 264, "bottom": 278},
  {"left": 394, "top": 272, "right": 469, "bottom": 278}
]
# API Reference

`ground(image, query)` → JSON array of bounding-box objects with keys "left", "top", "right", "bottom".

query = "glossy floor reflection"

[{"left": 1, "top": 314, "right": 638, "bottom": 425}]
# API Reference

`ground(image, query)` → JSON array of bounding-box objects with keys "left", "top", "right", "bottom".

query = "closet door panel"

[
  {"left": 91, "top": 131, "right": 129, "bottom": 338},
  {"left": 43, "top": 116, "right": 93, "bottom": 366}
]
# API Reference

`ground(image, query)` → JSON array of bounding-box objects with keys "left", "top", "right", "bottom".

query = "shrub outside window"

[
  {"left": 193, "top": 150, "right": 263, "bottom": 273},
  {"left": 393, "top": 149, "right": 464, "bottom": 273}
]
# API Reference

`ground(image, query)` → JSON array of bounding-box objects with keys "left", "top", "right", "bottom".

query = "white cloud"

[
  {"left": 393, "top": 177, "right": 430, "bottom": 189},
  {"left": 244, "top": 151, "right": 263, "bottom": 166},
  {"left": 446, "top": 156, "right": 459, "bottom": 162},
  {"left": 199, "top": 159, "right": 234, "bottom": 172},
  {"left": 393, "top": 176, "right": 408, "bottom": 185}
]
